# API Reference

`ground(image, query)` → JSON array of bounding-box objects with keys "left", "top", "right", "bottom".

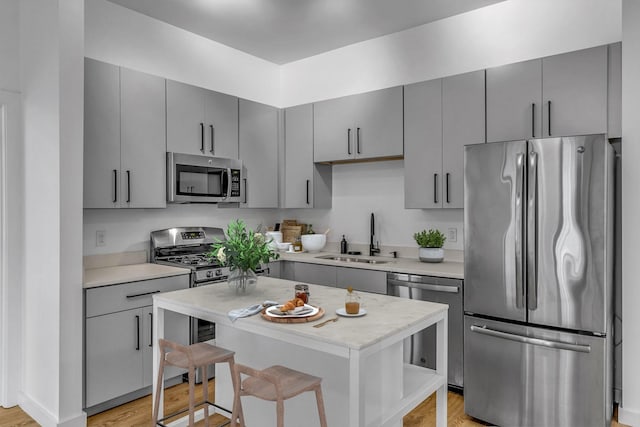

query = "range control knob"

[
  {"left": 215, "top": 269, "right": 223, "bottom": 276},
  {"left": 206, "top": 271, "right": 213, "bottom": 278}
]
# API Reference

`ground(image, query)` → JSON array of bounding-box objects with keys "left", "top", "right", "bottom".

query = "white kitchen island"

[{"left": 152, "top": 277, "right": 448, "bottom": 427}]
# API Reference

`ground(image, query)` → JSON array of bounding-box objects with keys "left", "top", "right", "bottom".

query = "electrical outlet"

[
  {"left": 96, "top": 230, "right": 106, "bottom": 247},
  {"left": 447, "top": 227, "right": 457, "bottom": 243}
]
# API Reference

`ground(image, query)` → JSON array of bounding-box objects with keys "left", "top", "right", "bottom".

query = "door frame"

[{"left": 0, "top": 89, "right": 21, "bottom": 407}]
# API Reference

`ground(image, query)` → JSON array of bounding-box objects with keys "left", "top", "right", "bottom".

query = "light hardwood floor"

[{"left": 0, "top": 382, "right": 630, "bottom": 426}]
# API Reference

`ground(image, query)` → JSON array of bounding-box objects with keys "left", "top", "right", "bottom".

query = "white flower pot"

[{"left": 419, "top": 247, "right": 444, "bottom": 263}]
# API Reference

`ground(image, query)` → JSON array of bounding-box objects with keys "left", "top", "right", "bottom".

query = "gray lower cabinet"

[
  {"left": 335, "top": 266, "right": 387, "bottom": 294},
  {"left": 239, "top": 99, "right": 279, "bottom": 208},
  {"left": 283, "top": 261, "right": 387, "bottom": 295},
  {"left": 84, "top": 58, "right": 166, "bottom": 209},
  {"left": 313, "top": 86, "right": 403, "bottom": 163},
  {"left": 404, "top": 70, "right": 485, "bottom": 209},
  {"left": 166, "top": 80, "right": 239, "bottom": 159},
  {"left": 84, "top": 275, "right": 189, "bottom": 412},
  {"left": 293, "top": 262, "right": 337, "bottom": 286},
  {"left": 284, "top": 104, "right": 331, "bottom": 208},
  {"left": 486, "top": 44, "right": 609, "bottom": 142}
]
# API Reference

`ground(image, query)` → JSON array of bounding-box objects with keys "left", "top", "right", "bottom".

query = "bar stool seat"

[
  {"left": 153, "top": 339, "right": 238, "bottom": 427},
  {"left": 230, "top": 364, "right": 327, "bottom": 427}
]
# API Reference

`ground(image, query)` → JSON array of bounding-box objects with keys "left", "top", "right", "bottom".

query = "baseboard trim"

[
  {"left": 18, "top": 392, "right": 86, "bottom": 427},
  {"left": 619, "top": 406, "right": 640, "bottom": 426}
]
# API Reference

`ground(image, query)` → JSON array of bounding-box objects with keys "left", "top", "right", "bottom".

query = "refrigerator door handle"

[
  {"left": 527, "top": 151, "right": 538, "bottom": 310},
  {"left": 515, "top": 153, "right": 525, "bottom": 308},
  {"left": 470, "top": 325, "right": 591, "bottom": 353}
]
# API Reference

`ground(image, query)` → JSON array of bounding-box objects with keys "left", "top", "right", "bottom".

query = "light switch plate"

[
  {"left": 447, "top": 228, "right": 457, "bottom": 243},
  {"left": 96, "top": 230, "right": 106, "bottom": 247}
]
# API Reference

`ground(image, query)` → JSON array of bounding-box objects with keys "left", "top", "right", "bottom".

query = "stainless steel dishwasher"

[{"left": 387, "top": 272, "right": 463, "bottom": 390}]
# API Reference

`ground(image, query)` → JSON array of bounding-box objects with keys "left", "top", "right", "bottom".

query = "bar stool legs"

[
  {"left": 230, "top": 364, "right": 327, "bottom": 427},
  {"left": 152, "top": 339, "right": 237, "bottom": 427}
]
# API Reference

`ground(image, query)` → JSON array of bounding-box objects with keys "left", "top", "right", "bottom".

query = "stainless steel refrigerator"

[{"left": 463, "top": 134, "right": 614, "bottom": 427}]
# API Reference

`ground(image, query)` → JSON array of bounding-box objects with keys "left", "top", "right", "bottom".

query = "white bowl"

[
  {"left": 300, "top": 234, "right": 326, "bottom": 253},
  {"left": 276, "top": 242, "right": 291, "bottom": 251},
  {"left": 265, "top": 231, "right": 283, "bottom": 243}
]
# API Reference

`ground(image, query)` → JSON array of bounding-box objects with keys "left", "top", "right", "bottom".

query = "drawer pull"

[{"left": 126, "top": 290, "right": 161, "bottom": 299}]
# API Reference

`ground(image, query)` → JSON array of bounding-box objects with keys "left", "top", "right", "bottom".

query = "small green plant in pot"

[{"left": 413, "top": 229, "right": 446, "bottom": 263}]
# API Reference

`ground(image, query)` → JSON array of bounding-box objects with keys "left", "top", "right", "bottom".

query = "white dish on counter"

[
  {"left": 266, "top": 304, "right": 319, "bottom": 318},
  {"left": 336, "top": 308, "right": 367, "bottom": 317}
]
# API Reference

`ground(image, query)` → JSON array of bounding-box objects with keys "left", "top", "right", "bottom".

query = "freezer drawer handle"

[
  {"left": 470, "top": 325, "right": 591, "bottom": 353},
  {"left": 387, "top": 278, "right": 459, "bottom": 293}
]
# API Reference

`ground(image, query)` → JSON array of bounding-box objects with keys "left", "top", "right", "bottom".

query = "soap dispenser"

[{"left": 340, "top": 235, "right": 348, "bottom": 254}]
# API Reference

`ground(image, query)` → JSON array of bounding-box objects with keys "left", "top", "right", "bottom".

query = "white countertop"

[
  {"left": 277, "top": 250, "right": 464, "bottom": 279},
  {"left": 153, "top": 276, "right": 448, "bottom": 351},
  {"left": 83, "top": 263, "right": 191, "bottom": 289}
]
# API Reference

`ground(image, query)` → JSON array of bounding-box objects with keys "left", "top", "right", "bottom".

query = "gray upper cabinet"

[
  {"left": 487, "top": 45, "right": 608, "bottom": 142},
  {"left": 120, "top": 67, "right": 166, "bottom": 208},
  {"left": 608, "top": 42, "right": 622, "bottom": 139},
  {"left": 313, "top": 87, "right": 403, "bottom": 162},
  {"left": 84, "top": 58, "right": 166, "bottom": 209},
  {"left": 284, "top": 104, "right": 331, "bottom": 208},
  {"left": 442, "top": 70, "right": 486, "bottom": 208},
  {"left": 239, "top": 99, "right": 279, "bottom": 208},
  {"left": 404, "top": 79, "right": 443, "bottom": 209},
  {"left": 84, "top": 58, "right": 120, "bottom": 209},
  {"left": 486, "top": 59, "right": 542, "bottom": 142},
  {"left": 166, "top": 80, "right": 239, "bottom": 159},
  {"left": 542, "top": 45, "right": 607, "bottom": 138},
  {"left": 404, "top": 70, "right": 485, "bottom": 209}
]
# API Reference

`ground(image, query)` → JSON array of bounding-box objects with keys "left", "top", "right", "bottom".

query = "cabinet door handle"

[
  {"left": 306, "top": 179, "right": 310, "bottom": 205},
  {"left": 112, "top": 169, "right": 117, "bottom": 203},
  {"left": 200, "top": 122, "right": 205, "bottom": 152},
  {"left": 547, "top": 100, "right": 552, "bottom": 136},
  {"left": 347, "top": 128, "right": 352, "bottom": 155},
  {"left": 126, "top": 170, "right": 131, "bottom": 203},
  {"left": 125, "top": 290, "right": 161, "bottom": 299},
  {"left": 210, "top": 125, "right": 215, "bottom": 154},
  {"left": 531, "top": 103, "right": 535, "bottom": 138},
  {"left": 445, "top": 172, "right": 450, "bottom": 204},
  {"left": 148, "top": 312, "right": 153, "bottom": 347},
  {"left": 135, "top": 315, "right": 140, "bottom": 351},
  {"left": 433, "top": 173, "right": 438, "bottom": 204},
  {"left": 356, "top": 127, "right": 361, "bottom": 154}
]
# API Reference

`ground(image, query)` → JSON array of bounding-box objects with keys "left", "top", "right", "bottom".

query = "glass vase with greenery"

[{"left": 208, "top": 219, "right": 279, "bottom": 292}]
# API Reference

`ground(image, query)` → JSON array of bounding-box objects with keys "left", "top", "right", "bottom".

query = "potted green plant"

[
  {"left": 413, "top": 229, "right": 446, "bottom": 263},
  {"left": 209, "top": 219, "right": 279, "bottom": 293}
]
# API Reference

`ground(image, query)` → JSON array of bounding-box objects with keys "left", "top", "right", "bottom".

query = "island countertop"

[{"left": 153, "top": 276, "right": 448, "bottom": 352}]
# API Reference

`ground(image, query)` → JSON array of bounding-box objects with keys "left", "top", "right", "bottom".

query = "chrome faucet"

[{"left": 369, "top": 213, "right": 380, "bottom": 256}]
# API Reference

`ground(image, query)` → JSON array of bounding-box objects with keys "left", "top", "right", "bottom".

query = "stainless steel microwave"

[{"left": 167, "top": 152, "right": 243, "bottom": 203}]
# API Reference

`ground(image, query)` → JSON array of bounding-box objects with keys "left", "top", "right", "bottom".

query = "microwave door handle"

[{"left": 223, "top": 167, "right": 231, "bottom": 200}]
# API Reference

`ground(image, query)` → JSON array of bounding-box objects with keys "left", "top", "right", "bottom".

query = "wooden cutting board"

[{"left": 261, "top": 306, "right": 325, "bottom": 323}]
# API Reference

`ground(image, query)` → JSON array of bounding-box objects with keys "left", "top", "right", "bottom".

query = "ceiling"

[{"left": 106, "top": 0, "right": 505, "bottom": 65}]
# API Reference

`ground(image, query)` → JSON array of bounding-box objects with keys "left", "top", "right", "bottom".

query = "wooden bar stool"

[
  {"left": 152, "top": 339, "right": 238, "bottom": 427},
  {"left": 230, "top": 364, "right": 328, "bottom": 427}
]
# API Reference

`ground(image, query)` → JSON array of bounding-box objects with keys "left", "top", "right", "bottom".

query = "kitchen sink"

[{"left": 315, "top": 255, "right": 388, "bottom": 264}]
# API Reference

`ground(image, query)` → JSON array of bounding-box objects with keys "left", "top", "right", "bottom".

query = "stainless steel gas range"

[{"left": 150, "top": 226, "right": 268, "bottom": 344}]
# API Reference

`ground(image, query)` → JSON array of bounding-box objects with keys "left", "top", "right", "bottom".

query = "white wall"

[
  {"left": 284, "top": 161, "right": 463, "bottom": 250},
  {"left": 19, "top": 1, "right": 85, "bottom": 426},
  {"left": 620, "top": 1, "right": 640, "bottom": 424},
  {"left": 281, "top": 0, "right": 622, "bottom": 106},
  {"left": 85, "top": 0, "right": 281, "bottom": 106},
  {"left": 83, "top": 206, "right": 280, "bottom": 256}
]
